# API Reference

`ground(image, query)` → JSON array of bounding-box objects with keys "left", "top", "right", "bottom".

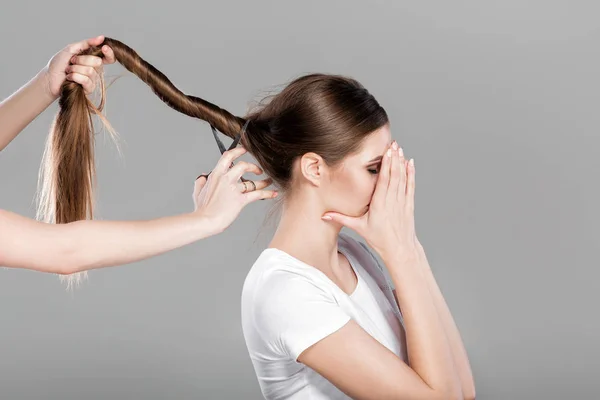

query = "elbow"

[
  {"left": 54, "top": 251, "right": 90, "bottom": 275},
  {"left": 55, "top": 225, "right": 94, "bottom": 275},
  {"left": 52, "top": 244, "right": 86, "bottom": 275},
  {"left": 54, "top": 264, "right": 82, "bottom": 276},
  {"left": 443, "top": 386, "right": 471, "bottom": 400},
  {"left": 463, "top": 387, "right": 476, "bottom": 400},
  {"left": 424, "top": 389, "right": 464, "bottom": 400},
  {"left": 52, "top": 259, "right": 82, "bottom": 276}
]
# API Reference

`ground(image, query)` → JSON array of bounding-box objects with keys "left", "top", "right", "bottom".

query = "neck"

[{"left": 269, "top": 190, "right": 342, "bottom": 274}]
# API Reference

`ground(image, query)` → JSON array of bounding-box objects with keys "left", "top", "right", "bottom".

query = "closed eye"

[{"left": 367, "top": 165, "right": 380, "bottom": 175}]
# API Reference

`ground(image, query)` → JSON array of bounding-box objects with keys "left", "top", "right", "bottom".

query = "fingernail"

[
  {"left": 398, "top": 147, "right": 404, "bottom": 157},
  {"left": 273, "top": 192, "right": 278, "bottom": 198},
  {"left": 321, "top": 215, "right": 332, "bottom": 221},
  {"left": 409, "top": 158, "right": 414, "bottom": 166},
  {"left": 392, "top": 141, "right": 398, "bottom": 150},
  {"left": 387, "top": 149, "right": 392, "bottom": 157}
]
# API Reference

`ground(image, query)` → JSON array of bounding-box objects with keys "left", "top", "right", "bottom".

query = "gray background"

[{"left": 1, "top": 1, "right": 598, "bottom": 399}]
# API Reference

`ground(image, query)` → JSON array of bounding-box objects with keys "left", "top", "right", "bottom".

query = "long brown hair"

[{"left": 38, "top": 38, "right": 388, "bottom": 285}]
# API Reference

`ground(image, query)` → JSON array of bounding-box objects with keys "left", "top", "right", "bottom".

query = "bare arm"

[
  {"left": 299, "top": 252, "right": 463, "bottom": 400},
  {"left": 0, "top": 36, "right": 114, "bottom": 152},
  {"left": 0, "top": 71, "right": 56, "bottom": 151},
  {"left": 0, "top": 144, "right": 276, "bottom": 275},
  {"left": 317, "top": 142, "right": 463, "bottom": 399},
  {"left": 0, "top": 36, "right": 276, "bottom": 275},
  {"left": 405, "top": 242, "right": 476, "bottom": 399},
  {"left": 0, "top": 208, "right": 217, "bottom": 274}
]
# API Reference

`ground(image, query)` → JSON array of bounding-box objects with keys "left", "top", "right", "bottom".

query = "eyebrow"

[{"left": 367, "top": 155, "right": 383, "bottom": 164}]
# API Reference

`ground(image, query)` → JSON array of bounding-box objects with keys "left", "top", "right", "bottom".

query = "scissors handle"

[{"left": 200, "top": 125, "right": 244, "bottom": 181}]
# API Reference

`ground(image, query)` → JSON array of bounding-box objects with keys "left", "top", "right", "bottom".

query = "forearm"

[
  {"left": 383, "top": 252, "right": 463, "bottom": 399},
  {"left": 0, "top": 209, "right": 219, "bottom": 274},
  {"left": 416, "top": 244, "right": 476, "bottom": 399},
  {"left": 63, "top": 212, "right": 220, "bottom": 273},
  {"left": 0, "top": 70, "right": 56, "bottom": 151}
]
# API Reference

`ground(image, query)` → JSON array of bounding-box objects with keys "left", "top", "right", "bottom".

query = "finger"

[
  {"left": 251, "top": 177, "right": 273, "bottom": 191},
  {"left": 101, "top": 45, "right": 116, "bottom": 64},
  {"left": 321, "top": 211, "right": 362, "bottom": 231},
  {"left": 194, "top": 173, "right": 208, "bottom": 186},
  {"left": 66, "top": 65, "right": 99, "bottom": 83},
  {"left": 236, "top": 176, "right": 272, "bottom": 192},
  {"left": 397, "top": 146, "right": 407, "bottom": 201},
  {"left": 86, "top": 35, "right": 105, "bottom": 47},
  {"left": 371, "top": 143, "right": 393, "bottom": 208},
  {"left": 405, "top": 158, "right": 415, "bottom": 211},
  {"left": 228, "top": 160, "right": 263, "bottom": 180},
  {"left": 243, "top": 189, "right": 279, "bottom": 203},
  {"left": 389, "top": 142, "right": 401, "bottom": 203},
  {"left": 67, "top": 35, "right": 103, "bottom": 55},
  {"left": 66, "top": 72, "right": 94, "bottom": 94},
  {"left": 70, "top": 55, "right": 103, "bottom": 68},
  {"left": 213, "top": 146, "right": 247, "bottom": 175},
  {"left": 193, "top": 175, "right": 208, "bottom": 196}
]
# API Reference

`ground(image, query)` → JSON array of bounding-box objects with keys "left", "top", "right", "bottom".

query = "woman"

[
  {"left": 0, "top": 35, "right": 276, "bottom": 280},
  {"left": 238, "top": 79, "right": 476, "bottom": 399},
  {"left": 40, "top": 37, "right": 475, "bottom": 398}
]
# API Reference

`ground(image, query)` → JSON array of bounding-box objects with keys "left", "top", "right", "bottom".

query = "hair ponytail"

[
  {"left": 37, "top": 37, "right": 245, "bottom": 286},
  {"left": 37, "top": 38, "right": 388, "bottom": 288}
]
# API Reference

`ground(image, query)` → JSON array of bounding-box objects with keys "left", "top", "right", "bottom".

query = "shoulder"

[
  {"left": 241, "top": 248, "right": 350, "bottom": 359},
  {"left": 338, "top": 232, "right": 383, "bottom": 271},
  {"left": 242, "top": 249, "right": 334, "bottom": 313},
  {"left": 338, "top": 232, "right": 393, "bottom": 290}
]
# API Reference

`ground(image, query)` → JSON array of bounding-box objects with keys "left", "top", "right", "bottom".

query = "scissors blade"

[
  {"left": 228, "top": 134, "right": 241, "bottom": 151},
  {"left": 211, "top": 124, "right": 241, "bottom": 154},
  {"left": 210, "top": 125, "right": 228, "bottom": 154}
]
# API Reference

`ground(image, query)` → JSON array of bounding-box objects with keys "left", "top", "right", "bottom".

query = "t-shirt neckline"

[{"left": 263, "top": 237, "right": 362, "bottom": 298}]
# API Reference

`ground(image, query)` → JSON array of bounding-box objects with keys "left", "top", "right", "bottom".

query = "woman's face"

[{"left": 323, "top": 124, "right": 393, "bottom": 218}]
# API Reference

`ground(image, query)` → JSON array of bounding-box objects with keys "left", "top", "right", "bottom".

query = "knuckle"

[{"left": 237, "top": 161, "right": 250, "bottom": 169}]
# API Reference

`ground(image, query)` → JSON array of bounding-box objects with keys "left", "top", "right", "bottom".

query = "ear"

[{"left": 299, "top": 152, "right": 325, "bottom": 186}]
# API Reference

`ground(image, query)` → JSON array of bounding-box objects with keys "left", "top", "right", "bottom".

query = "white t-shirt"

[{"left": 241, "top": 233, "right": 408, "bottom": 400}]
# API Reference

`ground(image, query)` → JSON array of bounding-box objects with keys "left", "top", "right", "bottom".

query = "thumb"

[
  {"left": 321, "top": 212, "right": 361, "bottom": 230},
  {"left": 66, "top": 35, "right": 103, "bottom": 55},
  {"left": 193, "top": 175, "right": 208, "bottom": 195}
]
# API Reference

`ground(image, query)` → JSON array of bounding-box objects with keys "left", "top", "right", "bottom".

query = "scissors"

[{"left": 197, "top": 122, "right": 256, "bottom": 192}]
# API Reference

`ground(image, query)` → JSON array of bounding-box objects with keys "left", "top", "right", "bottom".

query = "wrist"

[
  {"left": 380, "top": 248, "right": 420, "bottom": 268},
  {"left": 34, "top": 68, "right": 59, "bottom": 103},
  {"left": 189, "top": 211, "right": 225, "bottom": 238},
  {"left": 376, "top": 239, "right": 419, "bottom": 264}
]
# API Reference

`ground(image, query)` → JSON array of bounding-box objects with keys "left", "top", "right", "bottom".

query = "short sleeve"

[
  {"left": 355, "top": 239, "right": 404, "bottom": 325},
  {"left": 252, "top": 270, "right": 351, "bottom": 361},
  {"left": 358, "top": 241, "right": 396, "bottom": 292}
]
